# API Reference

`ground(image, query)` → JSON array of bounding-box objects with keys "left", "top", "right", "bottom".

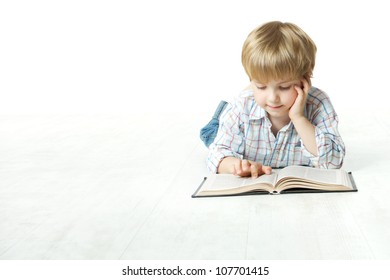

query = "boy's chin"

[{"left": 266, "top": 109, "right": 288, "bottom": 117}]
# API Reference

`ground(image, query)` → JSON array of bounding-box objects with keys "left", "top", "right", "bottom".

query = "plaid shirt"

[{"left": 207, "top": 87, "right": 345, "bottom": 173}]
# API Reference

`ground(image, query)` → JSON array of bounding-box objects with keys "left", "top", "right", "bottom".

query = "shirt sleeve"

[
  {"left": 301, "top": 92, "right": 346, "bottom": 168},
  {"left": 206, "top": 100, "right": 245, "bottom": 173}
]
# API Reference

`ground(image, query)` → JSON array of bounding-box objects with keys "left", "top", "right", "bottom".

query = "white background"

[
  {"left": 1, "top": 1, "right": 390, "bottom": 277},
  {"left": 1, "top": 0, "right": 389, "bottom": 115}
]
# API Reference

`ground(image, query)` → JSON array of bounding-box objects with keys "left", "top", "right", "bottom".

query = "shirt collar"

[{"left": 249, "top": 101, "right": 267, "bottom": 120}]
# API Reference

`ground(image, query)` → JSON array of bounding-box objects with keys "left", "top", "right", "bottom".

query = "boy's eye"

[
  {"left": 280, "top": 86, "right": 291, "bottom": 90},
  {"left": 256, "top": 86, "right": 266, "bottom": 90}
]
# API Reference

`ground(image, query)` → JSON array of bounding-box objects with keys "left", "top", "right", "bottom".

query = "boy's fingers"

[
  {"left": 301, "top": 77, "right": 311, "bottom": 95},
  {"left": 250, "top": 163, "right": 259, "bottom": 178},
  {"left": 262, "top": 165, "right": 272, "bottom": 175},
  {"left": 242, "top": 159, "right": 251, "bottom": 172},
  {"left": 235, "top": 160, "right": 272, "bottom": 178},
  {"left": 294, "top": 85, "right": 303, "bottom": 95}
]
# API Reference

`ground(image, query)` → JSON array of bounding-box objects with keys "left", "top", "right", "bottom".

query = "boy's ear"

[{"left": 303, "top": 74, "right": 312, "bottom": 87}]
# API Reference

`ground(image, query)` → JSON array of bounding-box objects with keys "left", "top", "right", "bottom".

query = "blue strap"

[
  {"left": 212, "top": 100, "right": 228, "bottom": 119},
  {"left": 199, "top": 100, "right": 228, "bottom": 147}
]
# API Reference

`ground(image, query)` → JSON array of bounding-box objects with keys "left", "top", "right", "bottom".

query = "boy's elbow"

[{"left": 319, "top": 145, "right": 345, "bottom": 169}]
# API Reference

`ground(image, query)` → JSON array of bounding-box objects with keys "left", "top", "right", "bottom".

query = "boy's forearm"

[{"left": 291, "top": 116, "right": 318, "bottom": 156}]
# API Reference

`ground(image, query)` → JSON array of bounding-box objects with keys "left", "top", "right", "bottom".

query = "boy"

[{"left": 203, "top": 21, "right": 345, "bottom": 178}]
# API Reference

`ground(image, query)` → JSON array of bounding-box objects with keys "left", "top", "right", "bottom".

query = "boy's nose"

[{"left": 268, "top": 90, "right": 280, "bottom": 102}]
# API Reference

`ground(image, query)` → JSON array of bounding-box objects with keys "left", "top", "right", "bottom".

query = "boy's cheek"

[{"left": 253, "top": 95, "right": 266, "bottom": 108}]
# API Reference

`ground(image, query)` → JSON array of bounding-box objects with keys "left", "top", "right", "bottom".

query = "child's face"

[{"left": 252, "top": 78, "right": 302, "bottom": 119}]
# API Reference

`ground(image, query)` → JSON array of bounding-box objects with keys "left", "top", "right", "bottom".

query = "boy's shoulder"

[
  {"left": 229, "top": 89, "right": 264, "bottom": 119},
  {"left": 237, "top": 88, "right": 254, "bottom": 99},
  {"left": 306, "top": 87, "right": 336, "bottom": 115},
  {"left": 307, "top": 86, "right": 331, "bottom": 103}
]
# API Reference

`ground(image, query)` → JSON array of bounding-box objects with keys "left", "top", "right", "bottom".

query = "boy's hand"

[
  {"left": 289, "top": 77, "right": 310, "bottom": 121},
  {"left": 233, "top": 159, "right": 272, "bottom": 178}
]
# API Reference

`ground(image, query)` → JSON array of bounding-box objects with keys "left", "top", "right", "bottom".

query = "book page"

[
  {"left": 276, "top": 166, "right": 345, "bottom": 185},
  {"left": 203, "top": 172, "right": 278, "bottom": 191}
]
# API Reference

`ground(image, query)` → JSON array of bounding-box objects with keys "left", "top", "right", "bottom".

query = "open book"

[{"left": 192, "top": 165, "right": 357, "bottom": 197}]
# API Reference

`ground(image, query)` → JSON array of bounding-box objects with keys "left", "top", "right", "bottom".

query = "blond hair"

[{"left": 242, "top": 21, "right": 317, "bottom": 83}]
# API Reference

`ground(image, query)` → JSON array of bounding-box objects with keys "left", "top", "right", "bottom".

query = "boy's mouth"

[{"left": 267, "top": 105, "right": 283, "bottom": 110}]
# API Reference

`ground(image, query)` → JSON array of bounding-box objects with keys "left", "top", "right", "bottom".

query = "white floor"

[{"left": 1, "top": 111, "right": 389, "bottom": 259}]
